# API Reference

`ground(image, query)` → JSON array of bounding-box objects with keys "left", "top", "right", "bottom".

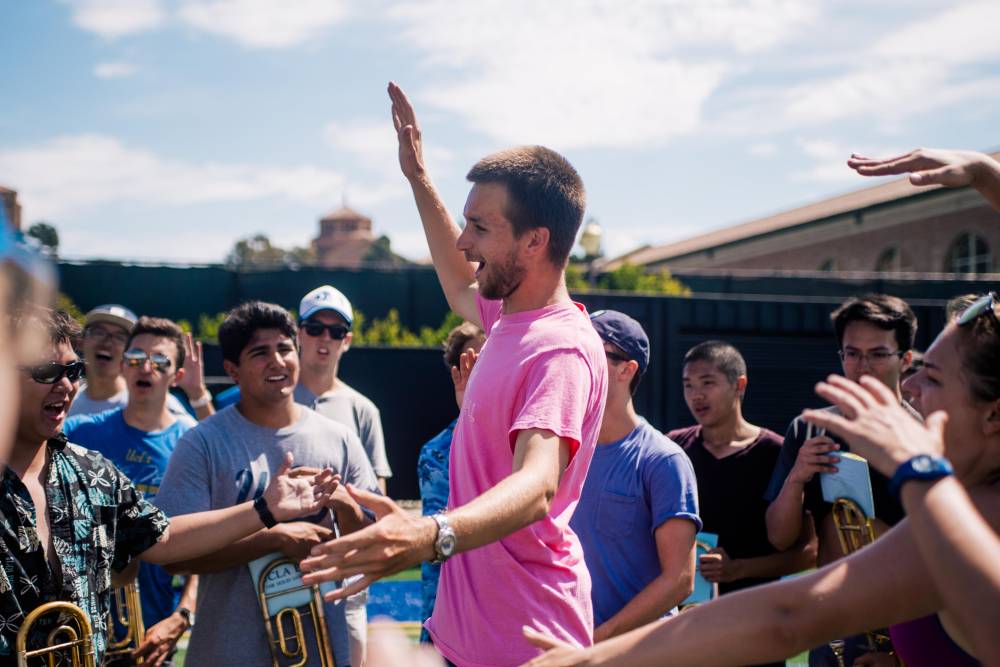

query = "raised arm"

[
  {"left": 389, "top": 82, "right": 480, "bottom": 326},
  {"left": 847, "top": 148, "right": 1000, "bottom": 212}
]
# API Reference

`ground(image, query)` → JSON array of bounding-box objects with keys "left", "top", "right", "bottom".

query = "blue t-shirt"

[
  {"left": 570, "top": 421, "right": 701, "bottom": 626},
  {"left": 64, "top": 408, "right": 194, "bottom": 629}
]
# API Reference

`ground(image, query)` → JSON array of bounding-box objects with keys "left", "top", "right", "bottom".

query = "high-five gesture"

[
  {"left": 389, "top": 81, "right": 427, "bottom": 180},
  {"left": 847, "top": 148, "right": 1000, "bottom": 211},
  {"left": 263, "top": 452, "right": 338, "bottom": 522}
]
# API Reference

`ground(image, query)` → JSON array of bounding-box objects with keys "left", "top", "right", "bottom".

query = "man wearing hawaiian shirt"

[{"left": 0, "top": 307, "right": 337, "bottom": 664}]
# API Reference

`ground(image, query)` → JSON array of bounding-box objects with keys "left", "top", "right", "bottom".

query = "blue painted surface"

[{"left": 367, "top": 580, "right": 423, "bottom": 621}]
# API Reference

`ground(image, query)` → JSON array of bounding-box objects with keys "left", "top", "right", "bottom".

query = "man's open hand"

[
  {"left": 389, "top": 81, "right": 426, "bottom": 180},
  {"left": 299, "top": 486, "right": 437, "bottom": 601}
]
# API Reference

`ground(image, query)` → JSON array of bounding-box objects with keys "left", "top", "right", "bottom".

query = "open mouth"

[
  {"left": 95, "top": 351, "right": 113, "bottom": 362},
  {"left": 475, "top": 260, "right": 486, "bottom": 278},
  {"left": 317, "top": 347, "right": 330, "bottom": 356},
  {"left": 135, "top": 379, "right": 153, "bottom": 389},
  {"left": 43, "top": 399, "right": 67, "bottom": 420},
  {"left": 266, "top": 374, "right": 289, "bottom": 383}
]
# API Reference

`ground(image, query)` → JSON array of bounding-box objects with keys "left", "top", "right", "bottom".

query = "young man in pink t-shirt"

[{"left": 300, "top": 83, "right": 608, "bottom": 666}]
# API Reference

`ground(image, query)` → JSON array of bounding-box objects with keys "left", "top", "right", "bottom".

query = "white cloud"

[
  {"left": 790, "top": 137, "right": 906, "bottom": 185},
  {"left": 64, "top": 0, "right": 166, "bottom": 38},
  {"left": 748, "top": 142, "right": 778, "bottom": 157},
  {"left": 177, "top": 0, "right": 349, "bottom": 48},
  {"left": 0, "top": 134, "right": 358, "bottom": 221},
  {"left": 782, "top": 2, "right": 1000, "bottom": 127},
  {"left": 93, "top": 61, "right": 139, "bottom": 79},
  {"left": 386, "top": 0, "right": 818, "bottom": 149},
  {"left": 322, "top": 118, "right": 454, "bottom": 179}
]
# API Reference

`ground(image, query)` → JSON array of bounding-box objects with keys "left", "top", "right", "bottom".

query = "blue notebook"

[
  {"left": 820, "top": 452, "right": 876, "bottom": 519},
  {"left": 683, "top": 532, "right": 719, "bottom": 606}
]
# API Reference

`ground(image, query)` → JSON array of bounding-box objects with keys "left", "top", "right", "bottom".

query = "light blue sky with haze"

[{"left": 2, "top": 0, "right": 999, "bottom": 264}]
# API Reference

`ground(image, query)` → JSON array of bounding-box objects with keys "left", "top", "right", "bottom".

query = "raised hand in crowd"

[
  {"left": 390, "top": 81, "right": 427, "bottom": 180},
  {"left": 848, "top": 148, "right": 1000, "bottom": 211},
  {"left": 450, "top": 347, "right": 478, "bottom": 408},
  {"left": 803, "top": 374, "right": 945, "bottom": 477},
  {"left": 176, "top": 331, "right": 214, "bottom": 419}
]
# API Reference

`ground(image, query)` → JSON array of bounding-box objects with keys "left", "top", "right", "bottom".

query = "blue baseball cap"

[{"left": 590, "top": 309, "right": 650, "bottom": 374}]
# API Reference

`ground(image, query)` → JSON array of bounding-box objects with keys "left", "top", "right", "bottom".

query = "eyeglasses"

[
  {"left": 838, "top": 349, "right": 905, "bottom": 365},
  {"left": 957, "top": 292, "right": 999, "bottom": 327},
  {"left": 84, "top": 326, "right": 129, "bottom": 346},
  {"left": 605, "top": 350, "right": 632, "bottom": 364},
  {"left": 302, "top": 321, "right": 350, "bottom": 340},
  {"left": 123, "top": 349, "right": 173, "bottom": 372},
  {"left": 20, "top": 360, "right": 86, "bottom": 384}
]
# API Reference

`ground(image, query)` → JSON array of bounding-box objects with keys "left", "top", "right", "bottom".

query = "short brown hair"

[
  {"left": 12, "top": 306, "right": 81, "bottom": 347},
  {"left": 946, "top": 294, "right": 981, "bottom": 322},
  {"left": 467, "top": 146, "right": 586, "bottom": 267},
  {"left": 443, "top": 321, "right": 484, "bottom": 369},
  {"left": 831, "top": 294, "right": 917, "bottom": 352},
  {"left": 127, "top": 316, "right": 186, "bottom": 367}
]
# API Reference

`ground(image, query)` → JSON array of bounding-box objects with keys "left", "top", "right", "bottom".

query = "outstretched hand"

[
  {"left": 177, "top": 332, "right": 209, "bottom": 400},
  {"left": 450, "top": 348, "right": 479, "bottom": 408},
  {"left": 802, "top": 375, "right": 948, "bottom": 477},
  {"left": 847, "top": 148, "right": 990, "bottom": 188},
  {"left": 262, "top": 452, "right": 338, "bottom": 522},
  {"left": 299, "top": 485, "right": 437, "bottom": 601},
  {"left": 389, "top": 81, "right": 426, "bottom": 180}
]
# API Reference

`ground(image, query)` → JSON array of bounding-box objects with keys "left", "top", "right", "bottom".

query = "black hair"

[
  {"left": 831, "top": 294, "right": 917, "bottom": 352},
  {"left": 683, "top": 340, "right": 747, "bottom": 384},
  {"left": 218, "top": 301, "right": 297, "bottom": 365}
]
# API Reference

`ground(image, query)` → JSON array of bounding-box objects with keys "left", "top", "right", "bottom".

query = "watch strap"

[
  {"left": 889, "top": 454, "right": 953, "bottom": 500},
  {"left": 253, "top": 495, "right": 278, "bottom": 528}
]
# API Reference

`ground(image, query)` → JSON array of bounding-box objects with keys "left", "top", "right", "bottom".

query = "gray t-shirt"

[
  {"left": 295, "top": 382, "right": 392, "bottom": 479},
  {"left": 155, "top": 405, "right": 378, "bottom": 667},
  {"left": 68, "top": 384, "right": 196, "bottom": 427}
]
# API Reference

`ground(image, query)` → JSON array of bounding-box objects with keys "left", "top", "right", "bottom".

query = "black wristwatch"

[
  {"left": 254, "top": 495, "right": 278, "bottom": 528},
  {"left": 176, "top": 606, "right": 195, "bottom": 627}
]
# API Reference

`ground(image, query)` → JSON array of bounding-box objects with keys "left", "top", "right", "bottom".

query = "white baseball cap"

[
  {"left": 85, "top": 304, "right": 138, "bottom": 332},
  {"left": 299, "top": 285, "right": 353, "bottom": 327}
]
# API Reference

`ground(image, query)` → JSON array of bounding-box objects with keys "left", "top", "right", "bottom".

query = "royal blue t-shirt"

[
  {"left": 64, "top": 408, "right": 194, "bottom": 628},
  {"left": 570, "top": 421, "right": 701, "bottom": 626}
]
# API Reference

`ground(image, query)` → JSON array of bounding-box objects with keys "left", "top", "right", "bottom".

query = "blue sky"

[{"left": 2, "top": 0, "right": 999, "bottom": 264}]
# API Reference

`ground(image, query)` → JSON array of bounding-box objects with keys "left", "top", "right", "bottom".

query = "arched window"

[
  {"left": 945, "top": 233, "right": 992, "bottom": 274},
  {"left": 874, "top": 246, "right": 911, "bottom": 272}
]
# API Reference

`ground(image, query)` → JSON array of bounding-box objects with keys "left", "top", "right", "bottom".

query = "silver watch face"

[{"left": 439, "top": 533, "right": 457, "bottom": 556}]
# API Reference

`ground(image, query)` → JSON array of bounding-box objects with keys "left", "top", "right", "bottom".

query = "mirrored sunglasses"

[{"left": 123, "top": 349, "right": 173, "bottom": 372}]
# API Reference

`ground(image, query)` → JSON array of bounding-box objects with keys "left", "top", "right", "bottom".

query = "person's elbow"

[
  {"left": 526, "top": 474, "right": 559, "bottom": 523},
  {"left": 765, "top": 506, "right": 799, "bottom": 551}
]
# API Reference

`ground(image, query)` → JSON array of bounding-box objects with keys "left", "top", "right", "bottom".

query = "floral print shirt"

[{"left": 0, "top": 434, "right": 168, "bottom": 663}]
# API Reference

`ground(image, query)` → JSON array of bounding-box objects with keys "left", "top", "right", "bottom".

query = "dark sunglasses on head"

[
  {"left": 957, "top": 292, "right": 999, "bottom": 327},
  {"left": 123, "top": 349, "right": 173, "bottom": 372},
  {"left": 21, "top": 360, "right": 86, "bottom": 384},
  {"left": 302, "top": 321, "right": 350, "bottom": 340}
]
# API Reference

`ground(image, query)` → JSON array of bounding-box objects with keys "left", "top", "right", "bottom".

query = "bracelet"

[
  {"left": 188, "top": 391, "right": 212, "bottom": 409},
  {"left": 888, "top": 454, "right": 954, "bottom": 501},
  {"left": 253, "top": 495, "right": 278, "bottom": 528}
]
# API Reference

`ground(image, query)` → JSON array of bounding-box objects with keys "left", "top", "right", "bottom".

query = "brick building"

[
  {"left": 1, "top": 186, "right": 22, "bottom": 230},
  {"left": 609, "top": 151, "right": 1000, "bottom": 276}
]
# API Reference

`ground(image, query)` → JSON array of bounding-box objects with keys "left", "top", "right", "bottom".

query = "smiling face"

[
  {"left": 122, "top": 333, "right": 183, "bottom": 408},
  {"left": 82, "top": 321, "right": 130, "bottom": 381},
  {"left": 903, "top": 325, "right": 998, "bottom": 479},
  {"left": 298, "top": 311, "right": 351, "bottom": 376},
  {"left": 458, "top": 182, "right": 528, "bottom": 301},
  {"left": 682, "top": 359, "right": 744, "bottom": 428},
  {"left": 224, "top": 328, "right": 299, "bottom": 405},
  {"left": 18, "top": 340, "right": 80, "bottom": 444}
]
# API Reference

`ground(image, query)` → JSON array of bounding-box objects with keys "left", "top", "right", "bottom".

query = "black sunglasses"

[
  {"left": 21, "top": 360, "right": 86, "bottom": 384},
  {"left": 123, "top": 349, "right": 173, "bottom": 372},
  {"left": 957, "top": 292, "right": 999, "bottom": 327},
  {"left": 605, "top": 350, "right": 632, "bottom": 364},
  {"left": 302, "top": 321, "right": 350, "bottom": 340}
]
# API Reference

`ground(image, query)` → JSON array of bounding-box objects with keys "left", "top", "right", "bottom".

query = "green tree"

[
  {"left": 226, "top": 234, "right": 290, "bottom": 268},
  {"left": 27, "top": 222, "right": 59, "bottom": 255}
]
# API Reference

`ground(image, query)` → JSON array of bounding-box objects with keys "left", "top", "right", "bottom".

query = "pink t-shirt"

[{"left": 425, "top": 295, "right": 608, "bottom": 667}]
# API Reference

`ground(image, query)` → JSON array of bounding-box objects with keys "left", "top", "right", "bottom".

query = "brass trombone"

[
  {"left": 830, "top": 498, "right": 891, "bottom": 653},
  {"left": 16, "top": 600, "right": 97, "bottom": 667},
  {"left": 257, "top": 557, "right": 336, "bottom": 667},
  {"left": 105, "top": 582, "right": 146, "bottom": 664}
]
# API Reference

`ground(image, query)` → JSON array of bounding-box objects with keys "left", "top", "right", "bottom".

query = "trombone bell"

[
  {"left": 106, "top": 582, "right": 146, "bottom": 663},
  {"left": 16, "top": 601, "right": 97, "bottom": 667},
  {"left": 258, "top": 558, "right": 337, "bottom": 667}
]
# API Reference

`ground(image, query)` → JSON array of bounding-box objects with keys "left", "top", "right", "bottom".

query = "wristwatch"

[
  {"left": 176, "top": 606, "right": 195, "bottom": 627},
  {"left": 889, "top": 454, "right": 954, "bottom": 500},
  {"left": 431, "top": 513, "right": 456, "bottom": 564}
]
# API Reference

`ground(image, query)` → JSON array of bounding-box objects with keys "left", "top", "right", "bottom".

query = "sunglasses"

[
  {"left": 302, "top": 321, "right": 350, "bottom": 340},
  {"left": 123, "top": 349, "right": 173, "bottom": 372},
  {"left": 605, "top": 350, "right": 632, "bottom": 364},
  {"left": 21, "top": 360, "right": 86, "bottom": 384},
  {"left": 957, "top": 292, "right": 999, "bottom": 327}
]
